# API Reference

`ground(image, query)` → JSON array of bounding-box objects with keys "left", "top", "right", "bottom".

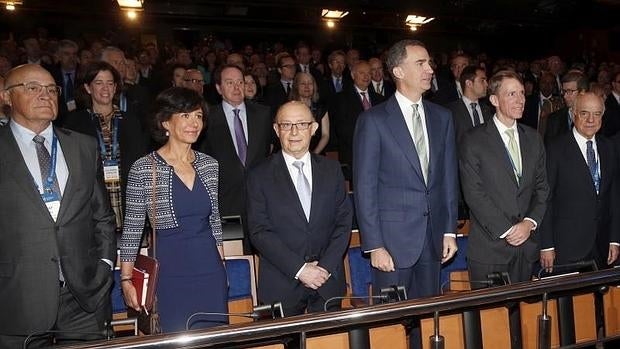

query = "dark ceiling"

[{"left": 6, "top": 0, "right": 620, "bottom": 33}]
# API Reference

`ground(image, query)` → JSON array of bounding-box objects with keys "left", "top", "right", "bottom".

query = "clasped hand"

[{"left": 298, "top": 261, "right": 330, "bottom": 290}]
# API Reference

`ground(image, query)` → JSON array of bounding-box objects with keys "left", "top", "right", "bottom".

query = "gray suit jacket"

[
  {"left": 0, "top": 125, "right": 116, "bottom": 335},
  {"left": 459, "top": 120, "right": 549, "bottom": 264}
]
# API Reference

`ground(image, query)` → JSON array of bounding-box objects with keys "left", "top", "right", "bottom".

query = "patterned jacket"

[{"left": 120, "top": 151, "right": 223, "bottom": 262}]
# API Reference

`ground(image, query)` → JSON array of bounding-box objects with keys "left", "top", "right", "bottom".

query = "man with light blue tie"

[
  {"left": 0, "top": 64, "right": 116, "bottom": 348},
  {"left": 247, "top": 101, "right": 352, "bottom": 316},
  {"left": 353, "top": 40, "right": 459, "bottom": 349}
]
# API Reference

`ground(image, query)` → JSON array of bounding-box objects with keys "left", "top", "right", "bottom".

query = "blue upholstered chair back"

[
  {"left": 111, "top": 269, "right": 127, "bottom": 313},
  {"left": 225, "top": 258, "right": 253, "bottom": 301},
  {"left": 347, "top": 246, "right": 372, "bottom": 298},
  {"left": 439, "top": 235, "right": 469, "bottom": 288}
]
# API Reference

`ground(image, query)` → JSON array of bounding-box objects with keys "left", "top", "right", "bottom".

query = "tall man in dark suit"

[
  {"left": 544, "top": 71, "right": 588, "bottom": 144},
  {"left": 541, "top": 92, "right": 619, "bottom": 270},
  {"left": 0, "top": 64, "right": 116, "bottom": 348},
  {"left": 247, "top": 101, "right": 352, "bottom": 316},
  {"left": 446, "top": 65, "right": 493, "bottom": 145},
  {"left": 353, "top": 40, "right": 458, "bottom": 349},
  {"left": 333, "top": 60, "right": 385, "bottom": 180},
  {"left": 199, "top": 64, "right": 272, "bottom": 247},
  {"left": 319, "top": 50, "right": 350, "bottom": 107},
  {"left": 459, "top": 70, "right": 549, "bottom": 284},
  {"left": 521, "top": 71, "right": 563, "bottom": 135}
]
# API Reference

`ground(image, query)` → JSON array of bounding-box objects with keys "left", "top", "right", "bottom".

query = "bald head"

[
  {"left": 572, "top": 92, "right": 604, "bottom": 140},
  {"left": 2, "top": 64, "right": 58, "bottom": 132},
  {"left": 274, "top": 101, "right": 318, "bottom": 158},
  {"left": 351, "top": 60, "right": 371, "bottom": 90}
]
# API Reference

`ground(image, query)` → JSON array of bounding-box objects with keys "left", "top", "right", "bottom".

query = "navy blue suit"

[
  {"left": 247, "top": 152, "right": 352, "bottom": 316},
  {"left": 353, "top": 95, "right": 458, "bottom": 292}
]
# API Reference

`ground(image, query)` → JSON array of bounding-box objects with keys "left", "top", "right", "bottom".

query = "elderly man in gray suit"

[{"left": 0, "top": 64, "right": 116, "bottom": 348}]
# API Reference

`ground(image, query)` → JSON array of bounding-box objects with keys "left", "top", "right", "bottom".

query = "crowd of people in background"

[{"left": 1, "top": 27, "right": 620, "bottom": 349}]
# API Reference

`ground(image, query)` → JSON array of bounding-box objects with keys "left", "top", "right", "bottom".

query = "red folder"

[{"left": 132, "top": 254, "right": 159, "bottom": 311}]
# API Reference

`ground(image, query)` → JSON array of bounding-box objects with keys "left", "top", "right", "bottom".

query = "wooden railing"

[{"left": 65, "top": 268, "right": 620, "bottom": 349}]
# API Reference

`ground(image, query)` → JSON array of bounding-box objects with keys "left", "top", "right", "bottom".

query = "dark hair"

[
  {"left": 459, "top": 65, "right": 485, "bottom": 90},
  {"left": 76, "top": 61, "right": 122, "bottom": 109},
  {"left": 385, "top": 39, "right": 426, "bottom": 80},
  {"left": 213, "top": 64, "right": 244, "bottom": 86},
  {"left": 151, "top": 87, "right": 208, "bottom": 144},
  {"left": 561, "top": 71, "right": 589, "bottom": 91}
]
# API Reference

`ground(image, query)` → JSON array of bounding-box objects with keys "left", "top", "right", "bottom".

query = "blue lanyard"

[
  {"left": 43, "top": 133, "right": 58, "bottom": 194},
  {"left": 93, "top": 112, "right": 120, "bottom": 161}
]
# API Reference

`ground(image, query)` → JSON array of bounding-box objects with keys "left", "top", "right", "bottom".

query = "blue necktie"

[
  {"left": 586, "top": 140, "right": 599, "bottom": 193},
  {"left": 64, "top": 73, "right": 74, "bottom": 102},
  {"left": 233, "top": 109, "right": 247, "bottom": 165},
  {"left": 33, "top": 135, "right": 61, "bottom": 199},
  {"left": 335, "top": 78, "right": 342, "bottom": 93},
  {"left": 293, "top": 161, "right": 311, "bottom": 220}
]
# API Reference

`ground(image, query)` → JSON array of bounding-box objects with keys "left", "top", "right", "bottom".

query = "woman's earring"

[{"left": 165, "top": 131, "right": 170, "bottom": 137}]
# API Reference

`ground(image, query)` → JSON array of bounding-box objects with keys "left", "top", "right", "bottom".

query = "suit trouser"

[
  {"left": 468, "top": 247, "right": 534, "bottom": 286},
  {"left": 0, "top": 285, "right": 112, "bottom": 349},
  {"left": 372, "top": 227, "right": 441, "bottom": 349}
]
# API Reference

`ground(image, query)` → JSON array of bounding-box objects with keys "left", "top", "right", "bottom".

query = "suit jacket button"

[{"left": 423, "top": 211, "right": 429, "bottom": 216}]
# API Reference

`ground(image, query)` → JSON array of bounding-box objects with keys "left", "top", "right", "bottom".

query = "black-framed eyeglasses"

[
  {"left": 562, "top": 88, "right": 578, "bottom": 95},
  {"left": 5, "top": 82, "right": 62, "bottom": 96},
  {"left": 277, "top": 121, "right": 313, "bottom": 131}
]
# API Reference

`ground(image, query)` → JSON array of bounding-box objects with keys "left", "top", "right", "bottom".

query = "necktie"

[
  {"left": 361, "top": 92, "right": 371, "bottom": 111},
  {"left": 586, "top": 140, "right": 600, "bottom": 193},
  {"left": 376, "top": 82, "right": 383, "bottom": 96},
  {"left": 412, "top": 104, "right": 428, "bottom": 183},
  {"left": 292, "top": 161, "right": 311, "bottom": 220},
  {"left": 285, "top": 82, "right": 291, "bottom": 96},
  {"left": 64, "top": 73, "right": 74, "bottom": 102},
  {"left": 233, "top": 109, "right": 247, "bottom": 165},
  {"left": 33, "top": 135, "right": 62, "bottom": 199},
  {"left": 335, "top": 78, "right": 342, "bottom": 93},
  {"left": 0, "top": 118, "right": 7, "bottom": 126},
  {"left": 303, "top": 65, "right": 308, "bottom": 73},
  {"left": 505, "top": 129, "right": 522, "bottom": 182},
  {"left": 34, "top": 135, "right": 64, "bottom": 281},
  {"left": 470, "top": 102, "right": 481, "bottom": 126}
]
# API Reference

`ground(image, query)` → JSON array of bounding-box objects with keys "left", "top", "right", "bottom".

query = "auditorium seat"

[
  {"left": 225, "top": 255, "right": 258, "bottom": 324},
  {"left": 111, "top": 269, "right": 138, "bottom": 335}
]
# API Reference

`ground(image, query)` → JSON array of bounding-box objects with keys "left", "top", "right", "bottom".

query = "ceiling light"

[
  {"left": 405, "top": 14, "right": 435, "bottom": 31},
  {"left": 126, "top": 10, "right": 138, "bottom": 19},
  {"left": 117, "top": 0, "right": 143, "bottom": 8},
  {"left": 326, "top": 20, "right": 335, "bottom": 29},
  {"left": 1, "top": 1, "right": 22, "bottom": 11},
  {"left": 321, "top": 9, "right": 349, "bottom": 20}
]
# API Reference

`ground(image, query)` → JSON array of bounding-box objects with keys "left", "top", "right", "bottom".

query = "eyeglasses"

[
  {"left": 184, "top": 79, "right": 204, "bottom": 85},
  {"left": 562, "top": 88, "right": 578, "bottom": 95},
  {"left": 5, "top": 82, "right": 62, "bottom": 96},
  {"left": 222, "top": 79, "right": 244, "bottom": 88},
  {"left": 277, "top": 121, "right": 313, "bottom": 131}
]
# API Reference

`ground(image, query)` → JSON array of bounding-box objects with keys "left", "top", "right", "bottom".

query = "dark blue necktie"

[
  {"left": 586, "top": 140, "right": 599, "bottom": 193},
  {"left": 471, "top": 102, "right": 481, "bottom": 127},
  {"left": 64, "top": 73, "right": 74, "bottom": 102}
]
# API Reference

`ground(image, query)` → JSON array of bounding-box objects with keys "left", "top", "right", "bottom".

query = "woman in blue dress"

[{"left": 119, "top": 87, "right": 228, "bottom": 332}]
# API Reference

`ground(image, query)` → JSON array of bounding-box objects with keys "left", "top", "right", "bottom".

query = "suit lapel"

[
  {"left": 0, "top": 126, "right": 55, "bottom": 222},
  {"left": 273, "top": 153, "right": 308, "bottom": 223},
  {"left": 213, "top": 105, "right": 242, "bottom": 165},
  {"left": 384, "top": 97, "right": 425, "bottom": 183},
  {"left": 308, "top": 154, "right": 324, "bottom": 224},
  {"left": 245, "top": 103, "right": 260, "bottom": 165},
  {"left": 594, "top": 137, "right": 609, "bottom": 195},
  {"left": 486, "top": 122, "right": 519, "bottom": 187}
]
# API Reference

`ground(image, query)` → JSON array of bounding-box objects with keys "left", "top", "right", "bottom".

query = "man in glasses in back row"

[{"left": 0, "top": 64, "right": 116, "bottom": 347}]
